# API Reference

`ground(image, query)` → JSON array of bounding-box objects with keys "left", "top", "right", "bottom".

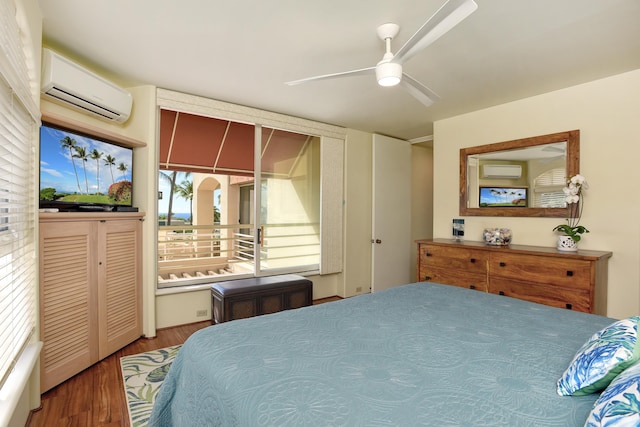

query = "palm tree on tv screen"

[
  {"left": 60, "top": 136, "right": 82, "bottom": 194},
  {"left": 118, "top": 162, "right": 128, "bottom": 181},
  {"left": 73, "top": 146, "right": 89, "bottom": 194},
  {"left": 104, "top": 154, "right": 117, "bottom": 184},
  {"left": 90, "top": 149, "right": 103, "bottom": 194}
]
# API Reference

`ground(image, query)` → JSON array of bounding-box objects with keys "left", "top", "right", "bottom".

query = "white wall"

[
  {"left": 433, "top": 69, "right": 640, "bottom": 319},
  {"left": 411, "top": 144, "right": 434, "bottom": 281},
  {"left": 342, "top": 129, "right": 373, "bottom": 297}
]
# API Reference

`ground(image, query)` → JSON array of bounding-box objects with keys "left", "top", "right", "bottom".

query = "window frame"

[{"left": 155, "top": 90, "right": 346, "bottom": 290}]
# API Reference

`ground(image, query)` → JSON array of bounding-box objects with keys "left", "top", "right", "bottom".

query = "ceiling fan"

[{"left": 285, "top": 0, "right": 478, "bottom": 107}]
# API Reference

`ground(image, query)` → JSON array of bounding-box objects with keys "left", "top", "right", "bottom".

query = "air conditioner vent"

[
  {"left": 41, "top": 49, "right": 132, "bottom": 123},
  {"left": 482, "top": 164, "right": 522, "bottom": 179},
  {"left": 44, "top": 87, "right": 122, "bottom": 120}
]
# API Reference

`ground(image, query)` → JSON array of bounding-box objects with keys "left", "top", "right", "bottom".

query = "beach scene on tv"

[
  {"left": 39, "top": 125, "right": 133, "bottom": 207},
  {"left": 479, "top": 186, "right": 527, "bottom": 207}
]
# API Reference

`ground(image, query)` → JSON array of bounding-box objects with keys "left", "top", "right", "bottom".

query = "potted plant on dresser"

[{"left": 553, "top": 174, "right": 589, "bottom": 251}]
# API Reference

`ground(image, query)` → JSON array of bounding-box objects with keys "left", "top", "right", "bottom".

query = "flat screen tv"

[
  {"left": 479, "top": 186, "right": 527, "bottom": 207},
  {"left": 39, "top": 122, "right": 133, "bottom": 211}
]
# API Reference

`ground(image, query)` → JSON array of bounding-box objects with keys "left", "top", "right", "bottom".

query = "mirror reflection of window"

[{"left": 533, "top": 168, "right": 566, "bottom": 208}]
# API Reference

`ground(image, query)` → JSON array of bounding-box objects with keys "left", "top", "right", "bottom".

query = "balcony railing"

[{"left": 157, "top": 222, "right": 319, "bottom": 287}]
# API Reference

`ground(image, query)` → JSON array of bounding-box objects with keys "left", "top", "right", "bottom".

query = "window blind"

[
  {"left": 0, "top": 0, "right": 39, "bottom": 391},
  {"left": 533, "top": 167, "right": 566, "bottom": 208}
]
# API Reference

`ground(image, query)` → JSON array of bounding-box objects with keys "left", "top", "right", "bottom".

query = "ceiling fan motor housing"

[{"left": 376, "top": 61, "right": 402, "bottom": 86}]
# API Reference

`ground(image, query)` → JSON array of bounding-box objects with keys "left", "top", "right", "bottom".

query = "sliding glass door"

[
  {"left": 157, "top": 110, "right": 320, "bottom": 288},
  {"left": 257, "top": 126, "right": 320, "bottom": 275}
]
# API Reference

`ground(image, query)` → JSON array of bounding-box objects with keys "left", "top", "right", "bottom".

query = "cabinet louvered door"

[
  {"left": 39, "top": 221, "right": 98, "bottom": 392},
  {"left": 98, "top": 219, "right": 142, "bottom": 359},
  {"left": 40, "top": 212, "right": 144, "bottom": 392}
]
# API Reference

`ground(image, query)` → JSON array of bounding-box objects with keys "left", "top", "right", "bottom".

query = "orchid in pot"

[{"left": 552, "top": 174, "right": 589, "bottom": 250}]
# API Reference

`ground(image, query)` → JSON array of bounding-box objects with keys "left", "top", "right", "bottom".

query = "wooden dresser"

[{"left": 416, "top": 239, "right": 612, "bottom": 315}]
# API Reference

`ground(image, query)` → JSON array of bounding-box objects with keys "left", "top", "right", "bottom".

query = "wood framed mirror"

[{"left": 460, "top": 130, "right": 579, "bottom": 217}]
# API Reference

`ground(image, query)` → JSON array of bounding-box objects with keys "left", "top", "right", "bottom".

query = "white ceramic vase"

[{"left": 557, "top": 235, "right": 578, "bottom": 252}]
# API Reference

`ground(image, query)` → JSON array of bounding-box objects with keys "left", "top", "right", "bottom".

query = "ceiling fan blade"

[
  {"left": 399, "top": 74, "right": 440, "bottom": 107},
  {"left": 286, "top": 67, "right": 375, "bottom": 86},
  {"left": 392, "top": 0, "right": 478, "bottom": 65}
]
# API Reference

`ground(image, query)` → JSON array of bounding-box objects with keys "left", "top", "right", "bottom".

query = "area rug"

[{"left": 120, "top": 345, "right": 182, "bottom": 427}]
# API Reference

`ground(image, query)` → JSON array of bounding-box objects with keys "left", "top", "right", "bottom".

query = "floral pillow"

[
  {"left": 557, "top": 316, "right": 640, "bottom": 396},
  {"left": 584, "top": 360, "right": 640, "bottom": 426}
]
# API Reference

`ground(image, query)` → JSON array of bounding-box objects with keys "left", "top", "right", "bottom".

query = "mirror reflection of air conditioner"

[
  {"left": 482, "top": 164, "right": 522, "bottom": 179},
  {"left": 41, "top": 48, "right": 132, "bottom": 123}
]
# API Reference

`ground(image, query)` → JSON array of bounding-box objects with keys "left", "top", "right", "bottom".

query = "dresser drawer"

[
  {"left": 489, "top": 278, "right": 591, "bottom": 312},
  {"left": 419, "top": 244, "right": 488, "bottom": 274},
  {"left": 420, "top": 266, "right": 487, "bottom": 291},
  {"left": 489, "top": 253, "right": 592, "bottom": 289}
]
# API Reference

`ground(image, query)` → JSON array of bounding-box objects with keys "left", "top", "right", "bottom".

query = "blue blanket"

[{"left": 149, "top": 282, "right": 613, "bottom": 426}]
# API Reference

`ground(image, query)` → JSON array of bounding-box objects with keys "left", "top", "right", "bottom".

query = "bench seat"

[{"left": 211, "top": 274, "right": 313, "bottom": 324}]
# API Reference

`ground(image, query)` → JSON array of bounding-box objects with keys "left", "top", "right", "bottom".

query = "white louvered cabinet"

[{"left": 39, "top": 212, "right": 143, "bottom": 392}]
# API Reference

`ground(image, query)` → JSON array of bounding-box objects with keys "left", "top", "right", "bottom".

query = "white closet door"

[{"left": 371, "top": 134, "right": 411, "bottom": 292}]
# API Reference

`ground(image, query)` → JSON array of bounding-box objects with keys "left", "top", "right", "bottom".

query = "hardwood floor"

[
  {"left": 26, "top": 296, "right": 342, "bottom": 427},
  {"left": 27, "top": 321, "right": 210, "bottom": 427}
]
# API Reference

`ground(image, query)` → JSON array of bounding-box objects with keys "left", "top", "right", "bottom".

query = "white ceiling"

[{"left": 38, "top": 0, "right": 640, "bottom": 141}]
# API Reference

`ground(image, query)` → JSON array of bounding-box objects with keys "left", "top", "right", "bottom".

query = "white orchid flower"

[
  {"left": 570, "top": 174, "right": 589, "bottom": 189},
  {"left": 565, "top": 194, "right": 580, "bottom": 204},
  {"left": 570, "top": 174, "right": 583, "bottom": 184},
  {"left": 563, "top": 186, "right": 580, "bottom": 197}
]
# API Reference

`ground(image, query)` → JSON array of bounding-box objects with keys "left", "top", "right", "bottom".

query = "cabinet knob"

[
  {"left": 425, "top": 276, "right": 432, "bottom": 281},
  {"left": 499, "top": 262, "right": 506, "bottom": 267},
  {"left": 426, "top": 252, "right": 432, "bottom": 257},
  {"left": 469, "top": 285, "right": 476, "bottom": 289},
  {"left": 565, "top": 303, "right": 573, "bottom": 310},
  {"left": 566, "top": 270, "right": 574, "bottom": 277},
  {"left": 499, "top": 291, "right": 505, "bottom": 296},
  {"left": 470, "top": 258, "right": 476, "bottom": 263}
]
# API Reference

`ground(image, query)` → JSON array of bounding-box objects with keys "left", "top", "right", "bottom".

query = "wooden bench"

[{"left": 210, "top": 274, "right": 313, "bottom": 324}]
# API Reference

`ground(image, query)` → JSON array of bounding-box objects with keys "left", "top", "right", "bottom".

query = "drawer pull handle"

[
  {"left": 566, "top": 271, "right": 574, "bottom": 277},
  {"left": 499, "top": 262, "right": 506, "bottom": 267},
  {"left": 426, "top": 252, "right": 432, "bottom": 257},
  {"left": 469, "top": 285, "right": 476, "bottom": 289},
  {"left": 470, "top": 258, "right": 476, "bottom": 263},
  {"left": 425, "top": 276, "right": 432, "bottom": 281},
  {"left": 499, "top": 291, "right": 505, "bottom": 296},
  {"left": 565, "top": 303, "right": 573, "bottom": 310}
]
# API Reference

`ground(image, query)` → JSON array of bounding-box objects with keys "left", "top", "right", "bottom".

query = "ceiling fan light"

[
  {"left": 378, "top": 75, "right": 401, "bottom": 87},
  {"left": 376, "top": 62, "right": 402, "bottom": 87}
]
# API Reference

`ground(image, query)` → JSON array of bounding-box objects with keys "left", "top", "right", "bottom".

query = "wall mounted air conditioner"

[
  {"left": 482, "top": 164, "right": 522, "bottom": 179},
  {"left": 41, "top": 48, "right": 132, "bottom": 123}
]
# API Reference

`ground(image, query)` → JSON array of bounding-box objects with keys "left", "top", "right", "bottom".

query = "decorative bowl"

[{"left": 483, "top": 228, "right": 512, "bottom": 246}]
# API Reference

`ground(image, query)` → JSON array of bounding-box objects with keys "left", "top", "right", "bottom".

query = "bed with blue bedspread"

[{"left": 149, "top": 282, "right": 615, "bottom": 426}]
